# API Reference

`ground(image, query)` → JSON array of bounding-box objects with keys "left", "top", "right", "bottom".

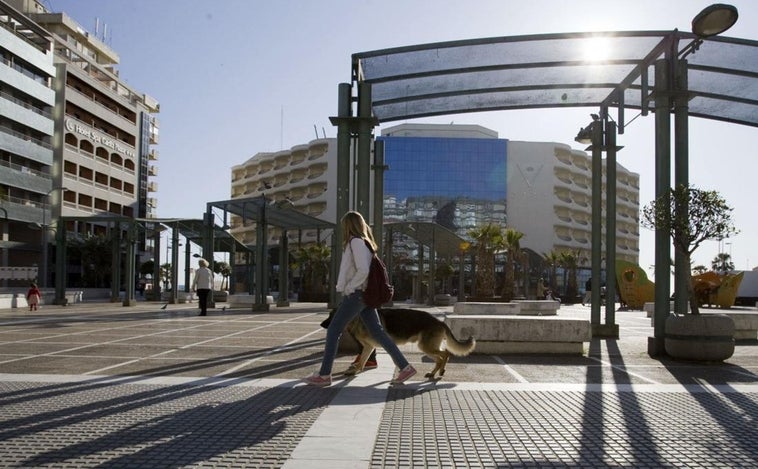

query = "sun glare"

[{"left": 581, "top": 36, "right": 613, "bottom": 62}]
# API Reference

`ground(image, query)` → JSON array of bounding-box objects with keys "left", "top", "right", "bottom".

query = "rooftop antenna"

[
  {"left": 322, "top": 127, "right": 326, "bottom": 138},
  {"left": 313, "top": 124, "right": 318, "bottom": 139}
]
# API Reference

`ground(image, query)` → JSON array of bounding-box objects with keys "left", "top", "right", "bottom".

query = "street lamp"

[
  {"left": 40, "top": 186, "right": 68, "bottom": 288},
  {"left": 648, "top": 3, "right": 738, "bottom": 354}
]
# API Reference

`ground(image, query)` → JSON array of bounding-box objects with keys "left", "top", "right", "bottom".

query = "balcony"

[
  {"left": 147, "top": 181, "right": 158, "bottom": 192},
  {"left": 148, "top": 165, "right": 158, "bottom": 176},
  {"left": 148, "top": 148, "right": 159, "bottom": 160}
]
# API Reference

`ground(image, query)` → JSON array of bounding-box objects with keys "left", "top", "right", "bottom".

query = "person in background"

[
  {"left": 304, "top": 211, "right": 416, "bottom": 387},
  {"left": 582, "top": 277, "right": 592, "bottom": 306},
  {"left": 192, "top": 258, "right": 214, "bottom": 316},
  {"left": 26, "top": 282, "right": 41, "bottom": 311}
]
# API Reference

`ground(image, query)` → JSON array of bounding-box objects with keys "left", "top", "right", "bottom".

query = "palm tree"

[
  {"left": 543, "top": 250, "right": 561, "bottom": 293},
  {"left": 467, "top": 224, "right": 502, "bottom": 297},
  {"left": 711, "top": 252, "right": 734, "bottom": 274},
  {"left": 213, "top": 261, "right": 232, "bottom": 290},
  {"left": 160, "top": 263, "right": 172, "bottom": 291},
  {"left": 559, "top": 250, "right": 583, "bottom": 301},
  {"left": 500, "top": 228, "right": 524, "bottom": 301},
  {"left": 293, "top": 243, "right": 331, "bottom": 296}
]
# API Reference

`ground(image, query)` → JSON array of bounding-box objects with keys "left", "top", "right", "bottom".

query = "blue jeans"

[{"left": 318, "top": 291, "right": 409, "bottom": 376}]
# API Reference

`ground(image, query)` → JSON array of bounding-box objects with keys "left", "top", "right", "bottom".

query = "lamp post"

[
  {"left": 650, "top": 3, "right": 738, "bottom": 354},
  {"left": 40, "top": 187, "right": 68, "bottom": 288}
]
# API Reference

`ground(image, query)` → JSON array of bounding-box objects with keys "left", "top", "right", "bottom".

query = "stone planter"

[{"left": 665, "top": 314, "right": 735, "bottom": 361}]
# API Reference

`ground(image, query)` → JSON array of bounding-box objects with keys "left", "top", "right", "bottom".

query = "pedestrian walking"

[
  {"left": 304, "top": 211, "right": 416, "bottom": 387},
  {"left": 582, "top": 277, "right": 592, "bottom": 306},
  {"left": 26, "top": 282, "right": 41, "bottom": 311},
  {"left": 192, "top": 258, "right": 214, "bottom": 316}
]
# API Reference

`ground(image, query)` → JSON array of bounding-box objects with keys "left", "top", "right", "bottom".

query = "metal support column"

[
  {"left": 329, "top": 83, "right": 353, "bottom": 309},
  {"left": 53, "top": 219, "right": 68, "bottom": 305},
  {"left": 674, "top": 58, "right": 690, "bottom": 316},
  {"left": 184, "top": 242, "right": 191, "bottom": 293},
  {"left": 170, "top": 227, "right": 180, "bottom": 304},
  {"left": 650, "top": 57, "right": 672, "bottom": 357},
  {"left": 152, "top": 229, "right": 162, "bottom": 301},
  {"left": 277, "top": 230, "right": 290, "bottom": 307},
  {"left": 123, "top": 224, "right": 136, "bottom": 306},
  {"left": 202, "top": 209, "right": 216, "bottom": 309},
  {"left": 602, "top": 119, "right": 619, "bottom": 337},
  {"left": 590, "top": 120, "right": 603, "bottom": 330},
  {"left": 356, "top": 82, "right": 372, "bottom": 218},
  {"left": 254, "top": 198, "right": 269, "bottom": 312},
  {"left": 373, "top": 139, "right": 386, "bottom": 257},
  {"left": 110, "top": 224, "right": 121, "bottom": 303}
]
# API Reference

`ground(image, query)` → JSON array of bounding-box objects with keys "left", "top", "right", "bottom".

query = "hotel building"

[
  {"left": 230, "top": 123, "right": 640, "bottom": 294},
  {"left": 0, "top": 0, "right": 56, "bottom": 285},
  {"left": 8, "top": 0, "right": 160, "bottom": 286}
]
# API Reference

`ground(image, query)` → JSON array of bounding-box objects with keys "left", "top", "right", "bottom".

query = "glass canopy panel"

[
  {"left": 358, "top": 33, "right": 666, "bottom": 80},
  {"left": 355, "top": 31, "right": 758, "bottom": 127},
  {"left": 689, "top": 69, "right": 758, "bottom": 102},
  {"left": 687, "top": 38, "right": 758, "bottom": 74},
  {"left": 373, "top": 88, "right": 617, "bottom": 121},
  {"left": 371, "top": 64, "right": 638, "bottom": 103}
]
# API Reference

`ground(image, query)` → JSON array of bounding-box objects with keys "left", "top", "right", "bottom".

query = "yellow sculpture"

[
  {"left": 692, "top": 271, "right": 744, "bottom": 308},
  {"left": 614, "top": 259, "right": 744, "bottom": 310},
  {"left": 615, "top": 259, "right": 655, "bottom": 309}
]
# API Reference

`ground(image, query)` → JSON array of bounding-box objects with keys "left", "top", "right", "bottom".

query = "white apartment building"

[
  {"left": 230, "top": 139, "right": 336, "bottom": 246},
  {"left": 506, "top": 140, "right": 640, "bottom": 263},
  {"left": 11, "top": 1, "right": 160, "bottom": 263},
  {"left": 0, "top": 0, "right": 56, "bottom": 285},
  {"left": 230, "top": 123, "right": 640, "bottom": 267}
]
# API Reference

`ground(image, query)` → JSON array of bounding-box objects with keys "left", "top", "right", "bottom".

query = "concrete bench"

[
  {"left": 454, "top": 301, "right": 559, "bottom": 316},
  {"left": 434, "top": 294, "right": 455, "bottom": 306},
  {"left": 645, "top": 302, "right": 757, "bottom": 340},
  {"left": 227, "top": 294, "right": 275, "bottom": 308},
  {"left": 453, "top": 302, "right": 521, "bottom": 315},
  {"left": 512, "top": 300, "right": 560, "bottom": 316},
  {"left": 446, "top": 314, "right": 591, "bottom": 354}
]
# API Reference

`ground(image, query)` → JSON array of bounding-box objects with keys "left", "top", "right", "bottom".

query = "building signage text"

[{"left": 65, "top": 119, "right": 136, "bottom": 158}]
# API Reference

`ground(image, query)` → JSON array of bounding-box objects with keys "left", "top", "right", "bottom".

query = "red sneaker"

[
  {"left": 391, "top": 365, "right": 417, "bottom": 384},
  {"left": 351, "top": 354, "right": 378, "bottom": 369},
  {"left": 304, "top": 373, "right": 332, "bottom": 387}
]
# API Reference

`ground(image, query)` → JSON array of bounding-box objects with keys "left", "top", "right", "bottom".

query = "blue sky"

[{"left": 47, "top": 0, "right": 758, "bottom": 278}]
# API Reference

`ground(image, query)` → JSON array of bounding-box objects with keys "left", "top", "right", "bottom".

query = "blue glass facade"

[{"left": 379, "top": 136, "right": 508, "bottom": 240}]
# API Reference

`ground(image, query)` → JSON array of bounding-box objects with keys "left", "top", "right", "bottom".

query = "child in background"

[{"left": 26, "top": 283, "right": 41, "bottom": 311}]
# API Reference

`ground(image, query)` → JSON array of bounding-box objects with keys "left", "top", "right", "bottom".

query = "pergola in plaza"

[
  {"left": 204, "top": 197, "right": 334, "bottom": 311},
  {"left": 333, "top": 4, "right": 756, "bottom": 354}
]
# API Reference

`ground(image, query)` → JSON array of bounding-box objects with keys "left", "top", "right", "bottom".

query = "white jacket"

[
  {"left": 192, "top": 267, "right": 214, "bottom": 290},
  {"left": 335, "top": 237, "right": 373, "bottom": 295}
]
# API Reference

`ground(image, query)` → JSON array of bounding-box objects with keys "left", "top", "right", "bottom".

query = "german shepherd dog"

[{"left": 346, "top": 308, "right": 476, "bottom": 379}]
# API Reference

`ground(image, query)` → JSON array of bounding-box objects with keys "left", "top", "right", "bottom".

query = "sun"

[{"left": 581, "top": 36, "right": 613, "bottom": 62}]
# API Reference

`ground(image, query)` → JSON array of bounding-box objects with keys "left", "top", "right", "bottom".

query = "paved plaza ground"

[{"left": 0, "top": 300, "right": 756, "bottom": 468}]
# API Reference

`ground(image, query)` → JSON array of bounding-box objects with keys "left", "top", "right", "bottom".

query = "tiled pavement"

[{"left": 0, "top": 300, "right": 756, "bottom": 468}]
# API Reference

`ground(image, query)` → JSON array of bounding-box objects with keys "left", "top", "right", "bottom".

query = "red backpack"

[{"left": 359, "top": 239, "right": 394, "bottom": 308}]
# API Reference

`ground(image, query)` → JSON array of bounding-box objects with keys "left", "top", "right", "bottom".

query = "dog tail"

[{"left": 443, "top": 323, "right": 476, "bottom": 356}]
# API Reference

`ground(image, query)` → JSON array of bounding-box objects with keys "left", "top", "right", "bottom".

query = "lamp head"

[
  {"left": 692, "top": 3, "right": 738, "bottom": 38},
  {"left": 574, "top": 126, "right": 593, "bottom": 145}
]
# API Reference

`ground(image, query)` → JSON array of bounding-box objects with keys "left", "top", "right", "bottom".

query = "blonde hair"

[
  {"left": 341, "top": 211, "right": 377, "bottom": 251},
  {"left": 197, "top": 258, "right": 209, "bottom": 268}
]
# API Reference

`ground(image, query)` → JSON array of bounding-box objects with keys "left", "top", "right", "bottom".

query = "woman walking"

[
  {"left": 192, "top": 258, "right": 214, "bottom": 316},
  {"left": 304, "top": 211, "right": 416, "bottom": 387}
]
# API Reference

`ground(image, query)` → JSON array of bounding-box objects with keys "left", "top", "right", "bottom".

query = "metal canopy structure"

[
  {"left": 207, "top": 196, "right": 335, "bottom": 231},
  {"left": 172, "top": 218, "right": 247, "bottom": 254},
  {"left": 385, "top": 222, "right": 466, "bottom": 258},
  {"left": 353, "top": 30, "right": 758, "bottom": 128},
  {"left": 336, "top": 17, "right": 757, "bottom": 351},
  {"left": 206, "top": 196, "right": 335, "bottom": 311}
]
